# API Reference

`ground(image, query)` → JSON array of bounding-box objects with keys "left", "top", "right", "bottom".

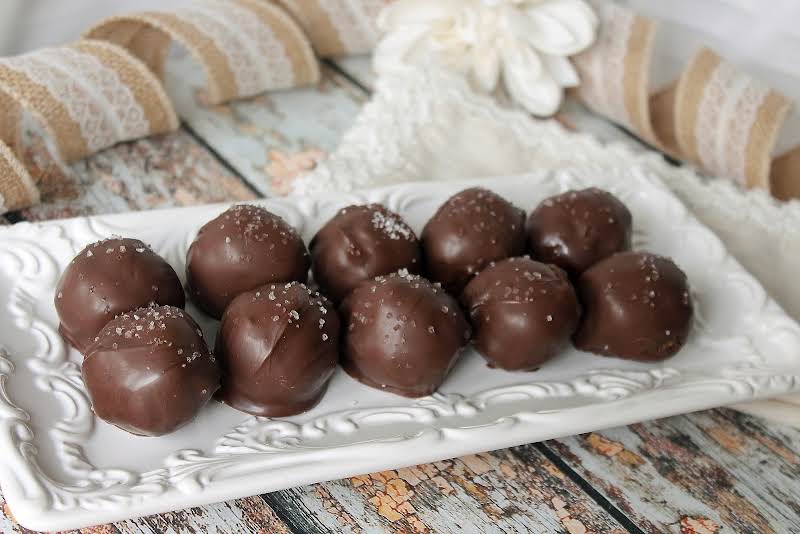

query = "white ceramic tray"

[{"left": 1, "top": 171, "right": 799, "bottom": 531}]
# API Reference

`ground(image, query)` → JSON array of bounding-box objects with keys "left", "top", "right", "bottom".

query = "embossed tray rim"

[{"left": 1, "top": 171, "right": 799, "bottom": 531}]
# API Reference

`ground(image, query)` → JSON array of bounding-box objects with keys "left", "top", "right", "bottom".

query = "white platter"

[{"left": 1, "top": 171, "right": 799, "bottom": 531}]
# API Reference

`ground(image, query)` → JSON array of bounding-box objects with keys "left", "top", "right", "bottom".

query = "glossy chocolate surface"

[
  {"left": 55, "top": 237, "right": 185, "bottom": 354},
  {"left": 186, "top": 205, "right": 310, "bottom": 319},
  {"left": 462, "top": 257, "right": 581, "bottom": 371},
  {"left": 573, "top": 251, "right": 693, "bottom": 362},
  {"left": 527, "top": 188, "right": 632, "bottom": 276},
  {"left": 82, "top": 305, "right": 220, "bottom": 436},
  {"left": 421, "top": 188, "right": 526, "bottom": 295},
  {"left": 216, "top": 282, "right": 339, "bottom": 416},
  {"left": 341, "top": 271, "right": 471, "bottom": 398},
  {"left": 310, "top": 204, "right": 421, "bottom": 302}
]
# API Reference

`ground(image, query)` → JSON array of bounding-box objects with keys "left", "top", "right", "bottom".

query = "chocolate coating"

[
  {"left": 216, "top": 282, "right": 339, "bottom": 416},
  {"left": 186, "top": 205, "right": 310, "bottom": 319},
  {"left": 421, "top": 188, "right": 526, "bottom": 295},
  {"left": 573, "top": 251, "right": 693, "bottom": 362},
  {"left": 341, "top": 271, "right": 471, "bottom": 398},
  {"left": 55, "top": 238, "right": 185, "bottom": 353},
  {"left": 462, "top": 257, "right": 581, "bottom": 371},
  {"left": 310, "top": 204, "right": 421, "bottom": 302},
  {"left": 527, "top": 188, "right": 632, "bottom": 276},
  {"left": 82, "top": 305, "right": 220, "bottom": 436}
]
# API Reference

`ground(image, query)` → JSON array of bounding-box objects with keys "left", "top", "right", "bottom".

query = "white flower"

[{"left": 374, "top": 0, "right": 598, "bottom": 116}]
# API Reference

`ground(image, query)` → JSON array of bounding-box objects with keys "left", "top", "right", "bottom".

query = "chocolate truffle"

[
  {"left": 82, "top": 305, "right": 220, "bottom": 436},
  {"left": 216, "top": 282, "right": 339, "bottom": 416},
  {"left": 421, "top": 188, "right": 526, "bottom": 295},
  {"left": 341, "top": 271, "right": 471, "bottom": 398},
  {"left": 186, "top": 205, "right": 310, "bottom": 319},
  {"left": 527, "top": 188, "right": 632, "bottom": 276},
  {"left": 462, "top": 257, "right": 581, "bottom": 371},
  {"left": 573, "top": 251, "right": 693, "bottom": 362},
  {"left": 310, "top": 204, "right": 422, "bottom": 302},
  {"left": 55, "top": 238, "right": 185, "bottom": 353}
]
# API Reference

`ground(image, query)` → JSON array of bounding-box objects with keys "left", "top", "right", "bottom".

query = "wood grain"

[
  {"left": 265, "top": 450, "right": 628, "bottom": 533},
  {"left": 545, "top": 408, "right": 800, "bottom": 533}
]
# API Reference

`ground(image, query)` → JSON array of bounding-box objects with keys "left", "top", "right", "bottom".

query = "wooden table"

[{"left": 3, "top": 56, "right": 800, "bottom": 534}]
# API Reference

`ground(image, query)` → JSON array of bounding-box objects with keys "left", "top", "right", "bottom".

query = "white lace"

[{"left": 1, "top": 47, "right": 150, "bottom": 153}]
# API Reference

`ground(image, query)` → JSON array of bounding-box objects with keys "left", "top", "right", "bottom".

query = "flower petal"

[
  {"left": 502, "top": 42, "right": 562, "bottom": 116},
  {"left": 501, "top": 39, "right": 542, "bottom": 82},
  {"left": 471, "top": 45, "right": 501, "bottom": 92},
  {"left": 522, "top": 0, "right": 598, "bottom": 56},
  {"left": 541, "top": 54, "right": 579, "bottom": 87}
]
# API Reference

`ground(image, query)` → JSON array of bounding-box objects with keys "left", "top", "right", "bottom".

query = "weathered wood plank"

[
  {"left": 544, "top": 408, "right": 800, "bottom": 533},
  {"left": 131, "top": 497, "right": 292, "bottom": 534},
  {"left": 16, "top": 129, "right": 256, "bottom": 222},
  {"left": 264, "top": 449, "right": 628, "bottom": 534},
  {"left": 167, "top": 54, "right": 366, "bottom": 197}
]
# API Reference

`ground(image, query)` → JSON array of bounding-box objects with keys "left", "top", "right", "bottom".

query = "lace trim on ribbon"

[
  {"left": 573, "top": 1, "right": 797, "bottom": 198},
  {"left": 85, "top": 0, "right": 319, "bottom": 105}
]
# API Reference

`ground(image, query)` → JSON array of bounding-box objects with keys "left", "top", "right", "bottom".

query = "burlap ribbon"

[
  {"left": 0, "top": 39, "right": 179, "bottom": 214},
  {"left": 85, "top": 0, "right": 321, "bottom": 105},
  {"left": 573, "top": 0, "right": 799, "bottom": 199}
]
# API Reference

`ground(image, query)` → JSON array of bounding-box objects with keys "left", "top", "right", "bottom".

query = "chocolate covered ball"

[
  {"left": 310, "top": 204, "right": 421, "bottom": 302},
  {"left": 422, "top": 188, "right": 526, "bottom": 295},
  {"left": 462, "top": 257, "right": 581, "bottom": 371},
  {"left": 55, "top": 238, "right": 185, "bottom": 353},
  {"left": 573, "top": 252, "right": 693, "bottom": 361},
  {"left": 82, "top": 305, "right": 220, "bottom": 436},
  {"left": 186, "top": 205, "right": 310, "bottom": 319},
  {"left": 527, "top": 188, "right": 632, "bottom": 276},
  {"left": 341, "top": 271, "right": 471, "bottom": 398},
  {"left": 216, "top": 282, "right": 339, "bottom": 416}
]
